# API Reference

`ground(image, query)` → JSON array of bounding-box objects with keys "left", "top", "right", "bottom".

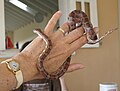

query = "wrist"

[
  {"left": 0, "top": 62, "right": 16, "bottom": 90},
  {"left": 0, "top": 58, "right": 23, "bottom": 90},
  {"left": 13, "top": 53, "right": 44, "bottom": 82}
]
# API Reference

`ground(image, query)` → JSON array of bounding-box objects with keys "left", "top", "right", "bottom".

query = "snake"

[{"left": 33, "top": 10, "right": 117, "bottom": 79}]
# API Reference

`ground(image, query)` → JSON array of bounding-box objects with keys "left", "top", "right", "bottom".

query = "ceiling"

[{"left": 4, "top": 0, "right": 58, "bottom": 32}]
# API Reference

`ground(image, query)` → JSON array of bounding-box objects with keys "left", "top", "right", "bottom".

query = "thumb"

[{"left": 67, "top": 63, "right": 85, "bottom": 73}]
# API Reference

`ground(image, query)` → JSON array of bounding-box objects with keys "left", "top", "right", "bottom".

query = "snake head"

[
  {"left": 68, "top": 10, "right": 83, "bottom": 31},
  {"left": 68, "top": 10, "right": 98, "bottom": 44}
]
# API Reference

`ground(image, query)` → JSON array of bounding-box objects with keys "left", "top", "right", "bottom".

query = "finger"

[
  {"left": 69, "top": 36, "right": 87, "bottom": 52},
  {"left": 55, "top": 22, "right": 69, "bottom": 37},
  {"left": 44, "top": 11, "right": 62, "bottom": 36},
  {"left": 51, "top": 23, "right": 69, "bottom": 40},
  {"left": 67, "top": 63, "right": 85, "bottom": 73},
  {"left": 64, "top": 27, "right": 84, "bottom": 44}
]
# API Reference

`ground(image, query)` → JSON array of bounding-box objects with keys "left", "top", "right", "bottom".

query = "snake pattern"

[
  {"left": 33, "top": 10, "right": 117, "bottom": 79},
  {"left": 68, "top": 10, "right": 98, "bottom": 44},
  {"left": 33, "top": 29, "right": 71, "bottom": 79}
]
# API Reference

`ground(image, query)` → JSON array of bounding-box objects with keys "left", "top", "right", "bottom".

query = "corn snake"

[{"left": 33, "top": 10, "right": 117, "bottom": 79}]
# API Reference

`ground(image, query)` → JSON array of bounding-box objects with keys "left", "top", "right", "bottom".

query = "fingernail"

[{"left": 57, "top": 10, "right": 62, "bottom": 14}]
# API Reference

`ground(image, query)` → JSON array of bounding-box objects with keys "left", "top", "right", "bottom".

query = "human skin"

[{"left": 0, "top": 11, "right": 97, "bottom": 91}]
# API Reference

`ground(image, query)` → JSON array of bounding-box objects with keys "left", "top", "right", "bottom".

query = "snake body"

[
  {"left": 68, "top": 10, "right": 98, "bottom": 44},
  {"left": 33, "top": 10, "right": 116, "bottom": 79},
  {"left": 33, "top": 29, "right": 71, "bottom": 79}
]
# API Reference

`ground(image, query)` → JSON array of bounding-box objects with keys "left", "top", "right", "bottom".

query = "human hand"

[
  {"left": 42, "top": 11, "right": 87, "bottom": 74},
  {"left": 13, "top": 11, "right": 97, "bottom": 82}
]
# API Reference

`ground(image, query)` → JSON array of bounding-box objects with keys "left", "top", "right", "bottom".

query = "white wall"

[{"left": 14, "top": 14, "right": 52, "bottom": 49}]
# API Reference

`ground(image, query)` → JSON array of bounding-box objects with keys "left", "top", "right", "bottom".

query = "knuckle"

[
  {"left": 81, "top": 36, "right": 88, "bottom": 44},
  {"left": 74, "top": 27, "right": 84, "bottom": 36}
]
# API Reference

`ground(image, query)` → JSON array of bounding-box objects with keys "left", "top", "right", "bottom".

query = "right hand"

[{"left": 14, "top": 11, "right": 88, "bottom": 81}]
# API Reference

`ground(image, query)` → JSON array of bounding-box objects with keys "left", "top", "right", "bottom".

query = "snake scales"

[{"left": 33, "top": 10, "right": 117, "bottom": 79}]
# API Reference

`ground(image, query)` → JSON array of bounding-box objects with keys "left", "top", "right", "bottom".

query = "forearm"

[
  {"left": 0, "top": 53, "right": 43, "bottom": 91},
  {"left": 0, "top": 62, "right": 16, "bottom": 91}
]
